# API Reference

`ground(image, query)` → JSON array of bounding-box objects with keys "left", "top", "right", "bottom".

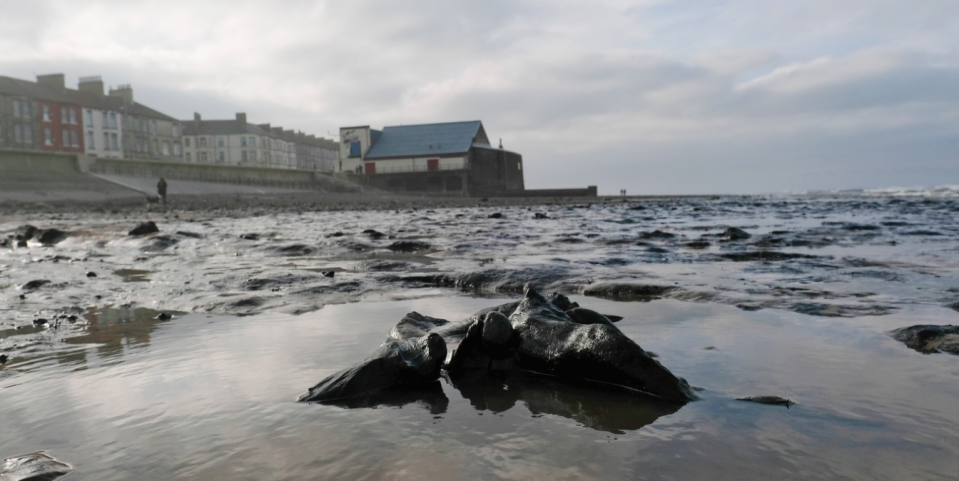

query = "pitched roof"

[
  {"left": 0, "top": 75, "right": 74, "bottom": 103},
  {"left": 0, "top": 75, "right": 178, "bottom": 122},
  {"left": 364, "top": 121, "right": 487, "bottom": 159},
  {"left": 182, "top": 120, "right": 270, "bottom": 136}
]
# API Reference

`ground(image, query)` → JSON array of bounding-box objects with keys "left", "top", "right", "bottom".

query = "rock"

[
  {"left": 14, "top": 225, "right": 38, "bottom": 241},
  {"left": 239, "top": 233, "right": 260, "bottom": 240},
  {"left": 17, "top": 240, "right": 27, "bottom": 248},
  {"left": 949, "top": 302, "right": 959, "bottom": 313},
  {"left": 141, "top": 235, "right": 178, "bottom": 252},
  {"left": 128, "top": 221, "right": 159, "bottom": 236},
  {"left": 36, "top": 228, "right": 68, "bottom": 246},
  {"left": 722, "top": 227, "right": 751, "bottom": 240},
  {"left": 154, "top": 312, "right": 173, "bottom": 321},
  {"left": 275, "top": 244, "right": 314, "bottom": 256},
  {"left": 0, "top": 451, "right": 73, "bottom": 481},
  {"left": 175, "top": 231, "right": 204, "bottom": 238},
  {"left": 639, "top": 230, "right": 675, "bottom": 239},
  {"left": 387, "top": 240, "right": 431, "bottom": 252},
  {"left": 0, "top": 354, "right": 7, "bottom": 364},
  {"left": 683, "top": 241, "right": 711, "bottom": 249},
  {"left": 628, "top": 205, "right": 646, "bottom": 210},
  {"left": 21, "top": 280, "right": 51, "bottom": 290},
  {"left": 33, "top": 319, "right": 49, "bottom": 326},
  {"left": 362, "top": 229, "right": 386, "bottom": 240},
  {"left": 583, "top": 283, "right": 678, "bottom": 301},
  {"left": 533, "top": 213, "right": 549, "bottom": 219},
  {"left": 566, "top": 308, "right": 617, "bottom": 328},
  {"left": 503, "top": 287, "right": 696, "bottom": 402},
  {"left": 889, "top": 324, "right": 959, "bottom": 354},
  {"left": 737, "top": 396, "right": 794, "bottom": 408},
  {"left": 720, "top": 251, "right": 816, "bottom": 262},
  {"left": 86, "top": 271, "right": 97, "bottom": 278},
  {"left": 389, "top": 311, "right": 450, "bottom": 340},
  {"left": 441, "top": 287, "right": 696, "bottom": 402},
  {"left": 546, "top": 292, "right": 578, "bottom": 311},
  {"left": 487, "top": 212, "right": 504, "bottom": 219},
  {"left": 298, "top": 333, "right": 448, "bottom": 402},
  {"left": 321, "top": 271, "right": 335, "bottom": 278}
]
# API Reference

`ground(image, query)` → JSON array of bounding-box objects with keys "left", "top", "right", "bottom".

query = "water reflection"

[
  {"left": 65, "top": 307, "right": 172, "bottom": 358},
  {"left": 449, "top": 370, "right": 683, "bottom": 434},
  {"left": 314, "top": 381, "right": 450, "bottom": 414},
  {"left": 310, "top": 368, "right": 683, "bottom": 434}
]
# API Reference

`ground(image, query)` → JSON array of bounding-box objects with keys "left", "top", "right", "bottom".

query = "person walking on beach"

[{"left": 157, "top": 177, "right": 168, "bottom": 204}]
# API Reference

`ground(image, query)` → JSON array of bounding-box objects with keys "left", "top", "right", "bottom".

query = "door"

[
  {"left": 364, "top": 162, "right": 376, "bottom": 175},
  {"left": 427, "top": 158, "right": 439, "bottom": 171}
]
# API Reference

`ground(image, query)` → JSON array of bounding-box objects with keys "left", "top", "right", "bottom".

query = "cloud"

[{"left": 1, "top": 0, "right": 957, "bottom": 193}]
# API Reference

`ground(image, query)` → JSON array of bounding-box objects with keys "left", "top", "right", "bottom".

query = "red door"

[
  {"left": 364, "top": 162, "right": 376, "bottom": 175},
  {"left": 427, "top": 158, "right": 439, "bottom": 171}
]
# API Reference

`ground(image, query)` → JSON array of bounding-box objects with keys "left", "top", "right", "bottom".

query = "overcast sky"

[{"left": 2, "top": 0, "right": 957, "bottom": 194}]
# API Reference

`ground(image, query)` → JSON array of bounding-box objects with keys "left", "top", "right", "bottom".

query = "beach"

[{"left": 2, "top": 189, "right": 959, "bottom": 479}]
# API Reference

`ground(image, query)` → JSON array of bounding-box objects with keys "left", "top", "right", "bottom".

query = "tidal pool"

[{"left": 2, "top": 295, "right": 958, "bottom": 480}]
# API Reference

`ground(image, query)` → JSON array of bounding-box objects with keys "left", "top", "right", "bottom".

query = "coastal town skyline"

[{"left": 1, "top": 0, "right": 957, "bottom": 194}]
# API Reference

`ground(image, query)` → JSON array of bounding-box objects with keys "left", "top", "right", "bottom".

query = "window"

[
  {"left": 87, "top": 131, "right": 95, "bottom": 150},
  {"left": 60, "top": 107, "right": 67, "bottom": 123},
  {"left": 85, "top": 110, "right": 93, "bottom": 126},
  {"left": 43, "top": 106, "right": 52, "bottom": 122},
  {"left": 250, "top": 150, "right": 256, "bottom": 162},
  {"left": 218, "top": 151, "right": 224, "bottom": 162},
  {"left": 163, "top": 141, "right": 170, "bottom": 155},
  {"left": 110, "top": 133, "right": 118, "bottom": 150},
  {"left": 199, "top": 137, "right": 207, "bottom": 147},
  {"left": 69, "top": 109, "right": 77, "bottom": 124},
  {"left": 173, "top": 142, "right": 181, "bottom": 156},
  {"left": 153, "top": 140, "right": 158, "bottom": 154},
  {"left": 349, "top": 140, "right": 361, "bottom": 158},
  {"left": 23, "top": 125, "right": 32, "bottom": 143},
  {"left": 172, "top": 125, "right": 179, "bottom": 137},
  {"left": 46, "top": 128, "right": 54, "bottom": 146},
  {"left": 13, "top": 100, "right": 20, "bottom": 118},
  {"left": 250, "top": 136, "right": 256, "bottom": 147},
  {"left": 185, "top": 152, "right": 192, "bottom": 162},
  {"left": 218, "top": 137, "right": 224, "bottom": 147},
  {"left": 70, "top": 131, "right": 79, "bottom": 147},
  {"left": 14, "top": 125, "right": 22, "bottom": 142},
  {"left": 104, "top": 133, "right": 109, "bottom": 150},
  {"left": 241, "top": 151, "right": 248, "bottom": 162},
  {"left": 109, "top": 112, "right": 117, "bottom": 129},
  {"left": 241, "top": 136, "right": 247, "bottom": 147},
  {"left": 150, "top": 121, "right": 156, "bottom": 134},
  {"left": 199, "top": 152, "right": 208, "bottom": 162}
]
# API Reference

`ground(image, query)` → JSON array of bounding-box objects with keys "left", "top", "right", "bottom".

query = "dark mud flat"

[{"left": 2, "top": 191, "right": 959, "bottom": 479}]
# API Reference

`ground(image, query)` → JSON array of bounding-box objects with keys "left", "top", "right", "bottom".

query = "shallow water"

[
  {"left": 2, "top": 192, "right": 959, "bottom": 478},
  {"left": 2, "top": 296, "right": 958, "bottom": 479}
]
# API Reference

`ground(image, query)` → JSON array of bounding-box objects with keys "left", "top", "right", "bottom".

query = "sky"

[{"left": 1, "top": 0, "right": 957, "bottom": 194}]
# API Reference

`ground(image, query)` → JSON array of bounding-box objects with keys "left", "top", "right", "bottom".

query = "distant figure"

[{"left": 157, "top": 177, "right": 168, "bottom": 204}]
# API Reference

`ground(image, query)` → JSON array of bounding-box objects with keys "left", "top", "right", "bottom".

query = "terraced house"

[
  {"left": 0, "top": 74, "right": 84, "bottom": 154},
  {"left": 0, "top": 73, "right": 183, "bottom": 162},
  {"left": 183, "top": 112, "right": 336, "bottom": 171}
]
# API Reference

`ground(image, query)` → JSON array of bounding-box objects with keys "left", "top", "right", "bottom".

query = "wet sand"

[{"left": 2, "top": 190, "right": 959, "bottom": 479}]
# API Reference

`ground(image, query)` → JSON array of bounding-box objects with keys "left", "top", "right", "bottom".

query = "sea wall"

[{"left": 87, "top": 158, "right": 360, "bottom": 192}]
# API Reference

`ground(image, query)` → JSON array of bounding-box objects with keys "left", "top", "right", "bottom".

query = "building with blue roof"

[{"left": 336, "top": 120, "right": 524, "bottom": 196}]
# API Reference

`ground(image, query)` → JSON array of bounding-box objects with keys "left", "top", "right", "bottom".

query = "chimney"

[
  {"left": 259, "top": 123, "right": 271, "bottom": 130},
  {"left": 236, "top": 112, "right": 247, "bottom": 124},
  {"left": 109, "top": 84, "right": 134, "bottom": 103},
  {"left": 193, "top": 112, "right": 201, "bottom": 129},
  {"left": 36, "top": 73, "right": 65, "bottom": 89},
  {"left": 78, "top": 76, "right": 104, "bottom": 95}
]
